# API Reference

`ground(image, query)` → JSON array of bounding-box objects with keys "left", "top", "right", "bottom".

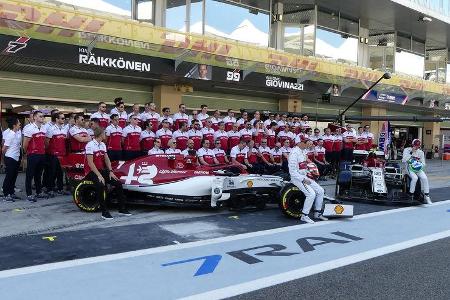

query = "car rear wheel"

[
  {"left": 73, "top": 180, "right": 105, "bottom": 212},
  {"left": 279, "top": 184, "right": 305, "bottom": 219}
]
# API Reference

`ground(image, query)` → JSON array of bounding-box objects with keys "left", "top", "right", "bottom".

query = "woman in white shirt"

[{"left": 2, "top": 117, "right": 22, "bottom": 201}]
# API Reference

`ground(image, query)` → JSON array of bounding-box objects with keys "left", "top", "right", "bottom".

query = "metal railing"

[{"left": 402, "top": 0, "right": 450, "bottom": 17}]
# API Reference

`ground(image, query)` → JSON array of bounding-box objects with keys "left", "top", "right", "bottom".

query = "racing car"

[
  {"left": 60, "top": 153, "right": 285, "bottom": 211},
  {"left": 335, "top": 150, "right": 425, "bottom": 204}
]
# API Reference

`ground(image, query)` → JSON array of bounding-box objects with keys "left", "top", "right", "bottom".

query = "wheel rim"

[
  {"left": 283, "top": 192, "right": 304, "bottom": 217},
  {"left": 77, "top": 186, "right": 99, "bottom": 209}
]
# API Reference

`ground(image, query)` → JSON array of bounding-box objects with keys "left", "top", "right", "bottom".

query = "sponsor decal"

[
  {"left": 246, "top": 180, "right": 254, "bottom": 188},
  {"left": 78, "top": 48, "right": 151, "bottom": 72},
  {"left": 265, "top": 76, "right": 304, "bottom": 91},
  {"left": 4, "top": 36, "right": 29, "bottom": 53},
  {"left": 264, "top": 63, "right": 302, "bottom": 75},
  {"left": 226, "top": 70, "right": 241, "bottom": 82},
  {"left": 162, "top": 231, "right": 363, "bottom": 276},
  {"left": 120, "top": 163, "right": 158, "bottom": 185},
  {"left": 334, "top": 205, "right": 344, "bottom": 215}
]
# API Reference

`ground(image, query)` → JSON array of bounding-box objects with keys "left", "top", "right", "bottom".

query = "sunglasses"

[{"left": 155, "top": 141, "right": 161, "bottom": 143}]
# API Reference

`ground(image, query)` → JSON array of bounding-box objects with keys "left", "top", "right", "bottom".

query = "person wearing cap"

[
  {"left": 288, "top": 139, "right": 327, "bottom": 224},
  {"left": 402, "top": 139, "right": 431, "bottom": 204}
]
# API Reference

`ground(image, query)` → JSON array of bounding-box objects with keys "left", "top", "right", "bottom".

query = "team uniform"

[
  {"left": 165, "top": 148, "right": 181, "bottom": 155},
  {"left": 155, "top": 128, "right": 173, "bottom": 150},
  {"left": 332, "top": 133, "right": 343, "bottom": 170},
  {"left": 239, "top": 128, "right": 252, "bottom": 143},
  {"left": 128, "top": 113, "right": 143, "bottom": 127},
  {"left": 265, "top": 128, "right": 276, "bottom": 148},
  {"left": 122, "top": 125, "right": 142, "bottom": 160},
  {"left": 213, "top": 148, "right": 227, "bottom": 164},
  {"left": 278, "top": 130, "right": 295, "bottom": 147},
  {"left": 172, "top": 112, "right": 189, "bottom": 131},
  {"left": 46, "top": 124, "right": 68, "bottom": 192},
  {"left": 23, "top": 123, "right": 47, "bottom": 197},
  {"left": 222, "top": 116, "right": 236, "bottom": 132},
  {"left": 2, "top": 129, "right": 21, "bottom": 198},
  {"left": 322, "top": 134, "right": 335, "bottom": 164},
  {"left": 172, "top": 130, "right": 189, "bottom": 151},
  {"left": 117, "top": 111, "right": 128, "bottom": 129},
  {"left": 188, "top": 128, "right": 203, "bottom": 150},
  {"left": 140, "top": 130, "right": 156, "bottom": 155},
  {"left": 365, "top": 132, "right": 374, "bottom": 151},
  {"left": 202, "top": 127, "right": 215, "bottom": 149},
  {"left": 342, "top": 130, "right": 356, "bottom": 161},
  {"left": 214, "top": 130, "right": 229, "bottom": 152},
  {"left": 355, "top": 132, "right": 367, "bottom": 151},
  {"left": 148, "top": 147, "right": 164, "bottom": 155},
  {"left": 314, "top": 145, "right": 331, "bottom": 177},
  {"left": 230, "top": 145, "right": 247, "bottom": 164},
  {"left": 227, "top": 130, "right": 241, "bottom": 151},
  {"left": 140, "top": 112, "right": 160, "bottom": 132},
  {"left": 105, "top": 124, "right": 123, "bottom": 161},
  {"left": 197, "top": 147, "right": 216, "bottom": 165},
  {"left": 69, "top": 125, "right": 89, "bottom": 153},
  {"left": 90, "top": 112, "right": 110, "bottom": 129}
]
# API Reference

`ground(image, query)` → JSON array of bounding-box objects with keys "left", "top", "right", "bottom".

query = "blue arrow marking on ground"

[{"left": 161, "top": 255, "right": 222, "bottom": 276}]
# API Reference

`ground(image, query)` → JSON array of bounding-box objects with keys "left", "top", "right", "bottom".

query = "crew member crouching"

[
  {"left": 288, "top": 139, "right": 328, "bottom": 224},
  {"left": 84, "top": 127, "right": 131, "bottom": 220}
]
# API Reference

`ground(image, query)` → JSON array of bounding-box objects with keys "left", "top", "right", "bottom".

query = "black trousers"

[
  {"left": 317, "top": 162, "right": 332, "bottom": 177},
  {"left": 108, "top": 150, "right": 122, "bottom": 161},
  {"left": 46, "top": 155, "right": 64, "bottom": 191},
  {"left": 342, "top": 148, "right": 354, "bottom": 162},
  {"left": 25, "top": 154, "right": 46, "bottom": 196},
  {"left": 42, "top": 154, "right": 51, "bottom": 189},
  {"left": 2, "top": 157, "right": 20, "bottom": 196},
  {"left": 84, "top": 169, "right": 127, "bottom": 213},
  {"left": 123, "top": 150, "right": 141, "bottom": 161}
]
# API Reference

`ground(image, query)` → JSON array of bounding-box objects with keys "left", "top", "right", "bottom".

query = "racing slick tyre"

[
  {"left": 279, "top": 183, "right": 306, "bottom": 218},
  {"left": 73, "top": 180, "right": 105, "bottom": 212}
]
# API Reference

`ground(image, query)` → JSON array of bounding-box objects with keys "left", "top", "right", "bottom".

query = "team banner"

[
  {"left": 0, "top": 0, "right": 448, "bottom": 99},
  {"left": 362, "top": 90, "right": 408, "bottom": 105},
  {"left": 378, "top": 121, "right": 391, "bottom": 155}
]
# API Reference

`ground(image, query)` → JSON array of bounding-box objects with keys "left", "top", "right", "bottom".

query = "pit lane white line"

[{"left": 0, "top": 200, "right": 449, "bottom": 280}]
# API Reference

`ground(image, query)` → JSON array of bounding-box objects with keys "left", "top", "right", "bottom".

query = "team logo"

[
  {"left": 4, "top": 37, "right": 30, "bottom": 54},
  {"left": 334, "top": 205, "right": 345, "bottom": 215}
]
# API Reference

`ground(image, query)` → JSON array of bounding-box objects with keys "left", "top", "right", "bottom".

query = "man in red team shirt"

[
  {"left": 173, "top": 104, "right": 189, "bottom": 131},
  {"left": 90, "top": 102, "right": 110, "bottom": 129},
  {"left": 140, "top": 102, "right": 160, "bottom": 132},
  {"left": 202, "top": 118, "right": 215, "bottom": 149},
  {"left": 222, "top": 109, "right": 236, "bottom": 132},
  {"left": 105, "top": 114, "right": 123, "bottom": 161},
  {"left": 140, "top": 120, "right": 156, "bottom": 155},
  {"left": 227, "top": 123, "right": 241, "bottom": 151},
  {"left": 69, "top": 114, "right": 91, "bottom": 153},
  {"left": 85, "top": 127, "right": 131, "bottom": 220},
  {"left": 122, "top": 115, "right": 142, "bottom": 160},
  {"left": 230, "top": 138, "right": 248, "bottom": 169},
  {"left": 45, "top": 112, "right": 69, "bottom": 196},
  {"left": 332, "top": 127, "right": 343, "bottom": 172},
  {"left": 214, "top": 121, "right": 229, "bottom": 152},
  {"left": 23, "top": 111, "right": 47, "bottom": 201},
  {"left": 172, "top": 121, "right": 189, "bottom": 151},
  {"left": 188, "top": 120, "right": 203, "bottom": 150},
  {"left": 156, "top": 119, "right": 173, "bottom": 150},
  {"left": 322, "top": 128, "right": 335, "bottom": 166},
  {"left": 213, "top": 139, "right": 229, "bottom": 164},
  {"left": 314, "top": 139, "right": 332, "bottom": 180},
  {"left": 342, "top": 124, "right": 356, "bottom": 161},
  {"left": 197, "top": 139, "right": 219, "bottom": 166}
]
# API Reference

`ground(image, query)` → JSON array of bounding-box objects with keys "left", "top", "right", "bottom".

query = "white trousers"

[
  {"left": 408, "top": 169, "right": 429, "bottom": 194},
  {"left": 291, "top": 177, "right": 324, "bottom": 215}
]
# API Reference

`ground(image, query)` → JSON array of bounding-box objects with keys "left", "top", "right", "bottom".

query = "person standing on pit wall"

[
  {"left": 402, "top": 139, "right": 432, "bottom": 204},
  {"left": 23, "top": 111, "right": 48, "bottom": 202},
  {"left": 84, "top": 127, "right": 131, "bottom": 220},
  {"left": 288, "top": 139, "right": 328, "bottom": 224}
]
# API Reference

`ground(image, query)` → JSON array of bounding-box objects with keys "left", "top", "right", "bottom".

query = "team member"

[
  {"left": 128, "top": 104, "right": 142, "bottom": 127},
  {"left": 236, "top": 111, "right": 248, "bottom": 130},
  {"left": 181, "top": 139, "right": 198, "bottom": 165},
  {"left": 332, "top": 127, "right": 343, "bottom": 171},
  {"left": 155, "top": 119, "right": 173, "bottom": 150},
  {"left": 173, "top": 104, "right": 189, "bottom": 131},
  {"left": 364, "top": 125, "right": 374, "bottom": 151},
  {"left": 239, "top": 121, "right": 253, "bottom": 143},
  {"left": 299, "top": 114, "right": 311, "bottom": 131},
  {"left": 322, "top": 128, "right": 334, "bottom": 166},
  {"left": 116, "top": 101, "right": 128, "bottom": 128},
  {"left": 23, "top": 111, "right": 47, "bottom": 202},
  {"left": 140, "top": 102, "right": 159, "bottom": 132},
  {"left": 159, "top": 107, "right": 173, "bottom": 129},
  {"left": 91, "top": 102, "right": 110, "bottom": 129},
  {"left": 355, "top": 127, "right": 367, "bottom": 150},
  {"left": 148, "top": 138, "right": 164, "bottom": 155},
  {"left": 245, "top": 140, "right": 260, "bottom": 174},
  {"left": 314, "top": 139, "right": 331, "bottom": 180},
  {"left": 277, "top": 114, "right": 288, "bottom": 132},
  {"left": 140, "top": 121, "right": 156, "bottom": 155},
  {"left": 188, "top": 120, "right": 203, "bottom": 150},
  {"left": 213, "top": 139, "right": 229, "bottom": 164},
  {"left": 84, "top": 127, "right": 131, "bottom": 219},
  {"left": 342, "top": 124, "right": 356, "bottom": 161},
  {"left": 105, "top": 114, "right": 123, "bottom": 161},
  {"left": 202, "top": 118, "right": 215, "bottom": 148},
  {"left": 69, "top": 115, "right": 91, "bottom": 153},
  {"left": 263, "top": 113, "right": 275, "bottom": 129},
  {"left": 265, "top": 121, "right": 277, "bottom": 149},
  {"left": 172, "top": 121, "right": 189, "bottom": 151},
  {"left": 271, "top": 142, "right": 283, "bottom": 169},
  {"left": 189, "top": 110, "right": 203, "bottom": 129},
  {"left": 45, "top": 112, "right": 69, "bottom": 195},
  {"left": 250, "top": 110, "right": 261, "bottom": 125},
  {"left": 281, "top": 139, "right": 291, "bottom": 172},
  {"left": 122, "top": 115, "right": 142, "bottom": 160},
  {"left": 402, "top": 139, "right": 431, "bottom": 204},
  {"left": 214, "top": 122, "right": 229, "bottom": 152},
  {"left": 165, "top": 139, "right": 181, "bottom": 154},
  {"left": 210, "top": 110, "right": 222, "bottom": 131},
  {"left": 278, "top": 125, "right": 295, "bottom": 147},
  {"left": 198, "top": 104, "right": 209, "bottom": 126},
  {"left": 230, "top": 138, "right": 248, "bottom": 169},
  {"left": 197, "top": 139, "right": 219, "bottom": 166},
  {"left": 288, "top": 139, "right": 327, "bottom": 224},
  {"left": 252, "top": 121, "right": 265, "bottom": 146},
  {"left": 110, "top": 97, "right": 123, "bottom": 115},
  {"left": 259, "top": 138, "right": 278, "bottom": 174},
  {"left": 227, "top": 123, "right": 241, "bottom": 151},
  {"left": 310, "top": 128, "right": 321, "bottom": 145},
  {"left": 1, "top": 117, "right": 21, "bottom": 201},
  {"left": 222, "top": 109, "right": 236, "bottom": 132}
]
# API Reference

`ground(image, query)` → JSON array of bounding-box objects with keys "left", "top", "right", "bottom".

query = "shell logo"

[
  {"left": 334, "top": 205, "right": 345, "bottom": 215},
  {"left": 247, "top": 180, "right": 254, "bottom": 188}
]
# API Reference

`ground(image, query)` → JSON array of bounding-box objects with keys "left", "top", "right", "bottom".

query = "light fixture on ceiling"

[{"left": 418, "top": 16, "right": 433, "bottom": 22}]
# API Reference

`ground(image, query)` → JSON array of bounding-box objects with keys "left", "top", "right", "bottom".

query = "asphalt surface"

[{"left": 232, "top": 237, "right": 450, "bottom": 300}]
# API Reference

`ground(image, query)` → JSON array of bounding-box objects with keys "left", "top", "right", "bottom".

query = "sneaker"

[
  {"left": 424, "top": 195, "right": 432, "bottom": 205},
  {"left": 46, "top": 191, "right": 56, "bottom": 198},
  {"left": 36, "top": 193, "right": 49, "bottom": 199},
  {"left": 27, "top": 195, "right": 37, "bottom": 203},
  {"left": 10, "top": 194, "right": 21, "bottom": 200},
  {"left": 2, "top": 195, "right": 15, "bottom": 202},
  {"left": 56, "top": 190, "right": 71, "bottom": 196},
  {"left": 300, "top": 215, "right": 315, "bottom": 224},
  {"left": 14, "top": 187, "right": 22, "bottom": 193},
  {"left": 101, "top": 211, "right": 114, "bottom": 220},
  {"left": 313, "top": 212, "right": 329, "bottom": 221},
  {"left": 118, "top": 209, "right": 132, "bottom": 216}
]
